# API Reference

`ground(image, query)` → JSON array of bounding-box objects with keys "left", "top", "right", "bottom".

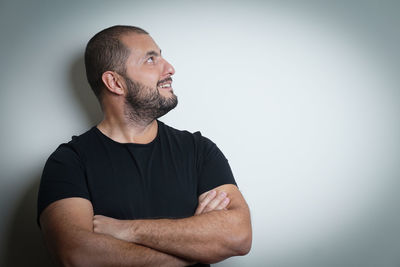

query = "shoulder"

[
  {"left": 158, "top": 120, "right": 199, "bottom": 143},
  {"left": 159, "top": 120, "right": 212, "bottom": 144},
  {"left": 69, "top": 126, "right": 99, "bottom": 149},
  {"left": 158, "top": 120, "right": 222, "bottom": 159},
  {"left": 158, "top": 121, "right": 219, "bottom": 154},
  {"left": 47, "top": 127, "right": 98, "bottom": 165},
  {"left": 159, "top": 120, "right": 198, "bottom": 137}
]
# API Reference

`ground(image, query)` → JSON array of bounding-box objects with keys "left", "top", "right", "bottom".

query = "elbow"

[
  {"left": 225, "top": 212, "right": 252, "bottom": 257},
  {"left": 226, "top": 207, "right": 252, "bottom": 257},
  {"left": 238, "top": 231, "right": 252, "bottom": 255},
  {"left": 57, "top": 254, "right": 76, "bottom": 267},
  {"left": 230, "top": 226, "right": 252, "bottom": 256},
  {"left": 60, "top": 257, "right": 77, "bottom": 267},
  {"left": 60, "top": 256, "right": 89, "bottom": 267},
  {"left": 56, "top": 252, "right": 74, "bottom": 267},
  {"left": 204, "top": 225, "right": 252, "bottom": 264},
  {"left": 57, "top": 247, "right": 89, "bottom": 267}
]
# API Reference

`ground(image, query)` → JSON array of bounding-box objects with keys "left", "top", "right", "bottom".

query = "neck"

[{"left": 97, "top": 112, "right": 158, "bottom": 144}]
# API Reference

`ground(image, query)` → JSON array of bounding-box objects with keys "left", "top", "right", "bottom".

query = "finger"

[
  {"left": 93, "top": 219, "right": 99, "bottom": 232},
  {"left": 93, "top": 215, "right": 105, "bottom": 222},
  {"left": 195, "top": 190, "right": 217, "bottom": 215},
  {"left": 198, "top": 190, "right": 211, "bottom": 202},
  {"left": 93, "top": 215, "right": 108, "bottom": 232},
  {"left": 215, "top": 197, "right": 230, "bottom": 211},
  {"left": 203, "top": 191, "right": 227, "bottom": 213}
]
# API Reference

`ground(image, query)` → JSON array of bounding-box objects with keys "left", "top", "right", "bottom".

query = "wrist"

[{"left": 127, "top": 219, "right": 141, "bottom": 243}]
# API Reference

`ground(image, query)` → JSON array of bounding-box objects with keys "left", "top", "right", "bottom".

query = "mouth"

[{"left": 157, "top": 77, "right": 173, "bottom": 91}]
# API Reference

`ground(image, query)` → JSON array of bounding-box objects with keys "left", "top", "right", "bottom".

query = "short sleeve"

[
  {"left": 196, "top": 134, "right": 237, "bottom": 195},
  {"left": 37, "top": 144, "right": 90, "bottom": 226}
]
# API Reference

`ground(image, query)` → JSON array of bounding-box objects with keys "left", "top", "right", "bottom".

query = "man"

[{"left": 37, "top": 25, "right": 252, "bottom": 266}]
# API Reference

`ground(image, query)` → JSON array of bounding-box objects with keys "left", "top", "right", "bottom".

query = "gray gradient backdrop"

[{"left": 1, "top": 0, "right": 400, "bottom": 266}]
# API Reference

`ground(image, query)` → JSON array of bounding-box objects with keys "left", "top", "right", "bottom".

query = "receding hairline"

[
  {"left": 118, "top": 31, "right": 155, "bottom": 48},
  {"left": 118, "top": 32, "right": 162, "bottom": 61}
]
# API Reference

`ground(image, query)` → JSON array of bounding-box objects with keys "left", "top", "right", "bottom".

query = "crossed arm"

[
  {"left": 40, "top": 184, "right": 252, "bottom": 266},
  {"left": 41, "top": 199, "right": 190, "bottom": 266}
]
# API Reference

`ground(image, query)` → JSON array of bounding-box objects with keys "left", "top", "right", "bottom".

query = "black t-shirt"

[{"left": 37, "top": 120, "right": 236, "bottom": 266}]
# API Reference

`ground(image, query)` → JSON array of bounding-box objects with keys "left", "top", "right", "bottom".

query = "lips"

[{"left": 157, "top": 77, "right": 173, "bottom": 90}]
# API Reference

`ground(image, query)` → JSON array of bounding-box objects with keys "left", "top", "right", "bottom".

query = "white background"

[{"left": 1, "top": 1, "right": 400, "bottom": 266}]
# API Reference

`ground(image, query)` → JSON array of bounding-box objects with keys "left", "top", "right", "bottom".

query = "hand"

[
  {"left": 194, "top": 190, "right": 230, "bottom": 215},
  {"left": 93, "top": 215, "right": 134, "bottom": 242}
]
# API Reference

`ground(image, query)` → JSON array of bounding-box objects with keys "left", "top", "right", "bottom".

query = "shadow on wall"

[
  {"left": 3, "top": 175, "right": 53, "bottom": 267},
  {"left": 3, "top": 54, "right": 102, "bottom": 267},
  {"left": 69, "top": 53, "right": 103, "bottom": 125}
]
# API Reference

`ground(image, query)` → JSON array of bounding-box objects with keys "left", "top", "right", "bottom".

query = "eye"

[{"left": 146, "top": 57, "right": 155, "bottom": 63}]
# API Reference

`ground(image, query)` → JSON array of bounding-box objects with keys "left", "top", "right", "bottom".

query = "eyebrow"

[{"left": 145, "top": 50, "right": 162, "bottom": 58}]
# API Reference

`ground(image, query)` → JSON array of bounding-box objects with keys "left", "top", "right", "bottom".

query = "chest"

[{"left": 85, "top": 144, "right": 199, "bottom": 219}]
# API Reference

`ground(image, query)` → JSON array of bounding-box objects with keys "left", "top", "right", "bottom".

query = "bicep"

[{"left": 40, "top": 197, "right": 94, "bottom": 261}]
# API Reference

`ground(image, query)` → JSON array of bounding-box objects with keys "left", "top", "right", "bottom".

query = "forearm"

[
  {"left": 44, "top": 226, "right": 191, "bottom": 267},
  {"left": 93, "top": 185, "right": 252, "bottom": 263},
  {"left": 128, "top": 209, "right": 251, "bottom": 263}
]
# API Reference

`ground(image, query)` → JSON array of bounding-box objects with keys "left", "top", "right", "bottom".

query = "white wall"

[{"left": 1, "top": 0, "right": 400, "bottom": 266}]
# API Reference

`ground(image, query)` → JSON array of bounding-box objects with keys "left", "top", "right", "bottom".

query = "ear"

[{"left": 101, "top": 71, "right": 125, "bottom": 95}]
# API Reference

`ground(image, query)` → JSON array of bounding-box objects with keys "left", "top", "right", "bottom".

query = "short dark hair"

[{"left": 84, "top": 25, "right": 148, "bottom": 101}]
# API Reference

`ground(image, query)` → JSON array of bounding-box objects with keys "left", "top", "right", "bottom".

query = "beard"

[{"left": 123, "top": 75, "right": 178, "bottom": 124}]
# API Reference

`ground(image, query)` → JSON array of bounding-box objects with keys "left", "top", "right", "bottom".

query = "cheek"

[{"left": 140, "top": 72, "right": 160, "bottom": 88}]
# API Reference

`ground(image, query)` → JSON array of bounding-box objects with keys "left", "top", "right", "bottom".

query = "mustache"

[{"left": 157, "top": 77, "right": 172, "bottom": 86}]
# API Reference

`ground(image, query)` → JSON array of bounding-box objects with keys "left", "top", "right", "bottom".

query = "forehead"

[{"left": 120, "top": 33, "right": 160, "bottom": 59}]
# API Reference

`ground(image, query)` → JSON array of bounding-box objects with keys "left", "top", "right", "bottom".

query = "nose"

[{"left": 162, "top": 58, "right": 175, "bottom": 76}]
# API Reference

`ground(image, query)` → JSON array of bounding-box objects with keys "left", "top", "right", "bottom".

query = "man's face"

[
  {"left": 123, "top": 73, "right": 178, "bottom": 122},
  {"left": 119, "top": 33, "right": 177, "bottom": 122}
]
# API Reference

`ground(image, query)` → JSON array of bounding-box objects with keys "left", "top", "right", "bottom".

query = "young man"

[{"left": 37, "top": 25, "right": 252, "bottom": 266}]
